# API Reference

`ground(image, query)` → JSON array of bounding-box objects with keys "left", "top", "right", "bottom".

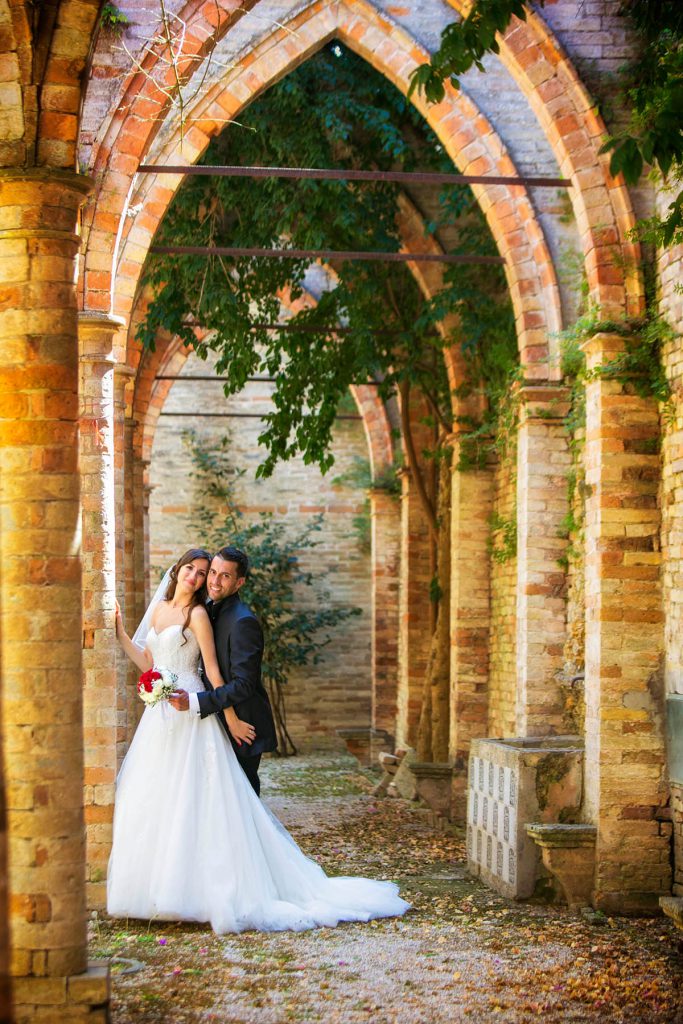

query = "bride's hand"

[
  {"left": 228, "top": 718, "right": 256, "bottom": 746},
  {"left": 114, "top": 600, "right": 123, "bottom": 637}
]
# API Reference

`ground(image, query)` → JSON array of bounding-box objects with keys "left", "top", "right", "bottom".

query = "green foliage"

[
  {"left": 411, "top": 0, "right": 683, "bottom": 248},
  {"left": 488, "top": 510, "right": 517, "bottom": 564},
  {"left": 408, "top": 0, "right": 532, "bottom": 102},
  {"left": 100, "top": 2, "right": 129, "bottom": 32},
  {"left": 183, "top": 430, "right": 361, "bottom": 755},
  {"left": 558, "top": 304, "right": 673, "bottom": 406},
  {"left": 600, "top": 2, "right": 683, "bottom": 245},
  {"left": 140, "top": 43, "right": 517, "bottom": 481}
]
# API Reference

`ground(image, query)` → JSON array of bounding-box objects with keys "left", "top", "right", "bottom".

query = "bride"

[{"left": 108, "top": 547, "right": 410, "bottom": 933}]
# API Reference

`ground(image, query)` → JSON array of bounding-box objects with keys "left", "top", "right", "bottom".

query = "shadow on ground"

[{"left": 93, "top": 754, "right": 683, "bottom": 1023}]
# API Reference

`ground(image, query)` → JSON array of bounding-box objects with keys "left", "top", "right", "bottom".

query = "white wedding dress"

[{"left": 107, "top": 624, "right": 410, "bottom": 933}]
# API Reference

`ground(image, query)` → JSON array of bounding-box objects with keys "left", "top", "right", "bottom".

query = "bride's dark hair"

[{"left": 164, "top": 548, "right": 212, "bottom": 644}]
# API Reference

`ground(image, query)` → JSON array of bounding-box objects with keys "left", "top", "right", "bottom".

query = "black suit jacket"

[{"left": 198, "top": 593, "right": 277, "bottom": 758}]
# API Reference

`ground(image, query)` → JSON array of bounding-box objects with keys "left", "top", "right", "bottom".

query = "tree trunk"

[{"left": 416, "top": 452, "right": 451, "bottom": 762}]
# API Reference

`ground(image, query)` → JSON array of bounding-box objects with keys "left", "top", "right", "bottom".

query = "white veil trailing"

[{"left": 131, "top": 568, "right": 173, "bottom": 651}]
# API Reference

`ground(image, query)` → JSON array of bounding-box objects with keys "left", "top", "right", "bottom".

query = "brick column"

[
  {"left": 0, "top": 751, "right": 10, "bottom": 1020},
  {"left": 79, "top": 314, "right": 124, "bottom": 911},
  {"left": 113, "top": 367, "right": 135, "bottom": 765},
  {"left": 515, "top": 386, "right": 571, "bottom": 736},
  {"left": 582, "top": 333, "right": 670, "bottom": 913},
  {"left": 396, "top": 468, "right": 432, "bottom": 748},
  {"left": 449, "top": 439, "right": 494, "bottom": 821},
  {"left": 0, "top": 169, "right": 109, "bottom": 1016},
  {"left": 370, "top": 487, "right": 400, "bottom": 741},
  {"left": 123, "top": 417, "right": 144, "bottom": 751}
]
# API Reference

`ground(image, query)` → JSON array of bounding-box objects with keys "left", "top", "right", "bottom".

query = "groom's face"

[{"left": 207, "top": 556, "right": 245, "bottom": 603}]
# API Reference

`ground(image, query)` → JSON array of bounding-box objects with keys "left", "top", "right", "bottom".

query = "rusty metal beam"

[
  {"left": 158, "top": 411, "right": 362, "bottom": 420},
  {"left": 151, "top": 244, "right": 504, "bottom": 265},
  {"left": 139, "top": 163, "right": 571, "bottom": 188},
  {"left": 178, "top": 322, "right": 395, "bottom": 336},
  {"left": 155, "top": 375, "right": 384, "bottom": 385}
]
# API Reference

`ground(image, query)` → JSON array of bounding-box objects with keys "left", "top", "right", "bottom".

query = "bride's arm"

[
  {"left": 114, "top": 601, "right": 153, "bottom": 672},
  {"left": 189, "top": 606, "right": 255, "bottom": 746}
]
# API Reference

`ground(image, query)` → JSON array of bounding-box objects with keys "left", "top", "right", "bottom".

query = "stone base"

[
  {"left": 336, "top": 728, "right": 393, "bottom": 766},
  {"left": 13, "top": 961, "right": 109, "bottom": 1024},
  {"left": 388, "top": 748, "right": 418, "bottom": 800},
  {"left": 410, "top": 762, "right": 453, "bottom": 818},
  {"left": 660, "top": 896, "right": 683, "bottom": 932},
  {"left": 450, "top": 765, "right": 467, "bottom": 825},
  {"left": 525, "top": 824, "right": 596, "bottom": 909}
]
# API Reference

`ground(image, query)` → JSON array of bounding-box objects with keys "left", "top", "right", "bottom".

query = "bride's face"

[{"left": 176, "top": 559, "right": 209, "bottom": 595}]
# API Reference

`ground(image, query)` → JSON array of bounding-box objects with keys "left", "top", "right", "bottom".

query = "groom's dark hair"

[{"left": 215, "top": 545, "right": 249, "bottom": 580}]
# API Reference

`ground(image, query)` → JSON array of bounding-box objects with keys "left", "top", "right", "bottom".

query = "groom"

[{"left": 169, "top": 545, "right": 277, "bottom": 795}]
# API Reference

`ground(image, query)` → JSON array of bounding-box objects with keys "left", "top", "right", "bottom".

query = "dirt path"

[{"left": 91, "top": 754, "right": 683, "bottom": 1023}]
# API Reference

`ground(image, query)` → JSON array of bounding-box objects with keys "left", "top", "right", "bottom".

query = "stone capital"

[
  {"left": 579, "top": 331, "right": 627, "bottom": 371},
  {"left": 517, "top": 384, "right": 571, "bottom": 423},
  {"left": 0, "top": 168, "right": 94, "bottom": 237},
  {"left": 79, "top": 313, "right": 126, "bottom": 365},
  {"left": 409, "top": 761, "right": 453, "bottom": 780},
  {"left": 114, "top": 363, "right": 137, "bottom": 379}
]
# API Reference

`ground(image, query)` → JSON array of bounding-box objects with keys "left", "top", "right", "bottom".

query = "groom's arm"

[{"left": 193, "top": 616, "right": 263, "bottom": 719}]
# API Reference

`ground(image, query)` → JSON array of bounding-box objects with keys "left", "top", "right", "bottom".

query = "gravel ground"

[{"left": 92, "top": 754, "right": 683, "bottom": 1023}]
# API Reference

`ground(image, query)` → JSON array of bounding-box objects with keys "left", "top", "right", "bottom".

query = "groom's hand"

[{"left": 169, "top": 689, "right": 189, "bottom": 711}]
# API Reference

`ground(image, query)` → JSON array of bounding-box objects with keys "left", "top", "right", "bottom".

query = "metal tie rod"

[
  {"left": 139, "top": 164, "right": 571, "bottom": 188},
  {"left": 151, "top": 245, "right": 504, "bottom": 265}
]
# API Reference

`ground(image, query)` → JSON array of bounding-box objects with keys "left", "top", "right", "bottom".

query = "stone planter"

[{"left": 467, "top": 735, "right": 584, "bottom": 899}]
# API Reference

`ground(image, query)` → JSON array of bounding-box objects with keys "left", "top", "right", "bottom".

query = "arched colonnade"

[{"left": 0, "top": 0, "right": 674, "bottom": 1018}]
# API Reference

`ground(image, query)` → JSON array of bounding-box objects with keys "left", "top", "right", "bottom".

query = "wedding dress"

[{"left": 107, "top": 624, "right": 410, "bottom": 932}]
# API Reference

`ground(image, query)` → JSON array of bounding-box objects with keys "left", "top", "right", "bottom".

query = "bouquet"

[{"left": 137, "top": 666, "right": 178, "bottom": 706}]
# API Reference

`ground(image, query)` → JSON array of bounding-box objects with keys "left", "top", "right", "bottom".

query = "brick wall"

[
  {"left": 672, "top": 783, "right": 683, "bottom": 897},
  {"left": 540, "top": 0, "right": 639, "bottom": 121},
  {"left": 658, "top": 182, "right": 683, "bottom": 895},
  {"left": 147, "top": 354, "right": 374, "bottom": 749}
]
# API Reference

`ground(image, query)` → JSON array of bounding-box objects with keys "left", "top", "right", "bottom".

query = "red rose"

[{"left": 138, "top": 669, "right": 162, "bottom": 693}]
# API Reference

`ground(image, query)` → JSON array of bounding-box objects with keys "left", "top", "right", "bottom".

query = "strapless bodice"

[{"left": 146, "top": 625, "right": 204, "bottom": 691}]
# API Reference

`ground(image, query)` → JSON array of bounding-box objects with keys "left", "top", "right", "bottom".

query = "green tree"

[
  {"left": 140, "top": 43, "right": 517, "bottom": 761},
  {"left": 184, "top": 431, "right": 361, "bottom": 755}
]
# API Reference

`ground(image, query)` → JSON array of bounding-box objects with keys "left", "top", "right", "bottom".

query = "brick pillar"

[
  {"left": 396, "top": 468, "right": 432, "bottom": 748},
  {"left": 113, "top": 367, "right": 135, "bottom": 765},
  {"left": 0, "top": 746, "right": 10, "bottom": 1020},
  {"left": 582, "top": 333, "right": 670, "bottom": 912},
  {"left": 0, "top": 169, "right": 109, "bottom": 1016},
  {"left": 449, "top": 439, "right": 494, "bottom": 821},
  {"left": 515, "top": 386, "right": 571, "bottom": 736},
  {"left": 79, "top": 313, "right": 124, "bottom": 912},
  {"left": 123, "top": 416, "right": 144, "bottom": 751},
  {"left": 370, "top": 487, "right": 400, "bottom": 741}
]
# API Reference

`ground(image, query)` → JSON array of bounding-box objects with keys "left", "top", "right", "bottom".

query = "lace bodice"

[{"left": 146, "top": 625, "right": 204, "bottom": 691}]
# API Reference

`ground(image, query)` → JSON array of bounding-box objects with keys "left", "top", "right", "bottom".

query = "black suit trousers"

[{"left": 238, "top": 754, "right": 261, "bottom": 797}]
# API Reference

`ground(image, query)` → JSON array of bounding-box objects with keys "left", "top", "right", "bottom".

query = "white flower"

[{"left": 137, "top": 666, "right": 178, "bottom": 706}]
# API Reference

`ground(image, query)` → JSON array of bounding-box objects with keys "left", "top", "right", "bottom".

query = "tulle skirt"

[{"left": 106, "top": 702, "right": 410, "bottom": 933}]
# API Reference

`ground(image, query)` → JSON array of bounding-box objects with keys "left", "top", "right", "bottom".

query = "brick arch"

[
  {"left": 445, "top": 0, "right": 643, "bottom": 317},
  {"left": 83, "top": 0, "right": 561, "bottom": 379}
]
